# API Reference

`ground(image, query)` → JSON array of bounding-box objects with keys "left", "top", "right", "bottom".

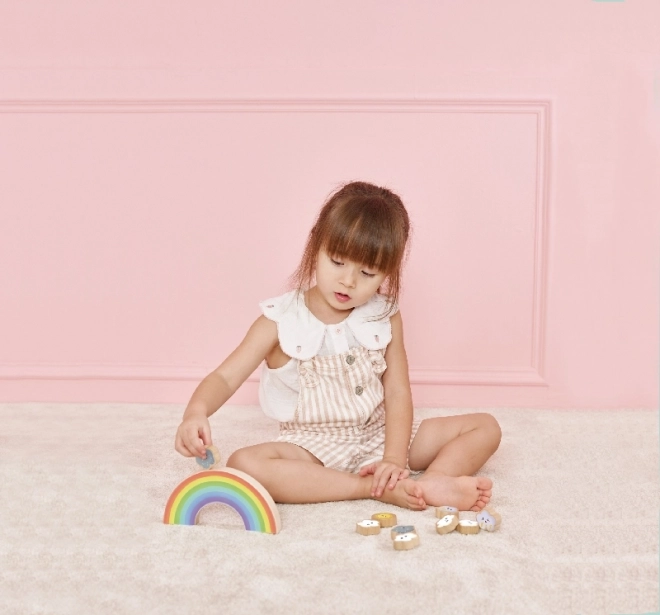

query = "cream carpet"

[{"left": 1, "top": 403, "right": 658, "bottom": 615}]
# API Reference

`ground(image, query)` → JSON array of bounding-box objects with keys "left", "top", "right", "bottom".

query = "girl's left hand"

[{"left": 358, "top": 459, "right": 410, "bottom": 497}]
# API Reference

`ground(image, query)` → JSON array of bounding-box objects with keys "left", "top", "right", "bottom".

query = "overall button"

[
  {"left": 355, "top": 385, "right": 364, "bottom": 396},
  {"left": 346, "top": 355, "right": 355, "bottom": 365}
]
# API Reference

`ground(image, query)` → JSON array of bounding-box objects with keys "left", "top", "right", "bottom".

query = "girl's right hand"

[{"left": 174, "top": 414, "right": 213, "bottom": 459}]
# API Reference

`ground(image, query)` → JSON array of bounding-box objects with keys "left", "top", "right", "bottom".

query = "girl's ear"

[{"left": 377, "top": 275, "right": 391, "bottom": 295}]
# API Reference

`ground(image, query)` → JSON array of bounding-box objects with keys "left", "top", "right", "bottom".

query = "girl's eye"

[{"left": 329, "top": 255, "right": 377, "bottom": 277}]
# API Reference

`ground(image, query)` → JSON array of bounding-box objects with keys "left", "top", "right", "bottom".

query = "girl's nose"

[{"left": 341, "top": 268, "right": 357, "bottom": 288}]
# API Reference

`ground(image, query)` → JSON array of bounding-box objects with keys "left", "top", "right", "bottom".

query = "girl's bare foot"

[
  {"left": 415, "top": 472, "right": 493, "bottom": 512},
  {"left": 373, "top": 477, "right": 427, "bottom": 511}
]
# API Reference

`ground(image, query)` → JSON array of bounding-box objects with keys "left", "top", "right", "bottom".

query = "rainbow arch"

[{"left": 163, "top": 469, "right": 281, "bottom": 534}]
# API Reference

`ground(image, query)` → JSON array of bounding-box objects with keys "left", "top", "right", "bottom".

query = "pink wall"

[{"left": 1, "top": 1, "right": 658, "bottom": 408}]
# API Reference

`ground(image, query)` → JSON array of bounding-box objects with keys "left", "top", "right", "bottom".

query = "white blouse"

[{"left": 257, "top": 290, "right": 397, "bottom": 422}]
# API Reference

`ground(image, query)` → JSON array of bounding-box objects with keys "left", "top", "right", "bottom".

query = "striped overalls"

[{"left": 258, "top": 290, "right": 421, "bottom": 473}]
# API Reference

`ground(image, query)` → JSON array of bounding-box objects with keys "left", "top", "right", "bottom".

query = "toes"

[
  {"left": 407, "top": 494, "right": 425, "bottom": 510},
  {"left": 408, "top": 485, "right": 425, "bottom": 502},
  {"left": 398, "top": 480, "right": 427, "bottom": 510},
  {"left": 408, "top": 492, "right": 426, "bottom": 510}
]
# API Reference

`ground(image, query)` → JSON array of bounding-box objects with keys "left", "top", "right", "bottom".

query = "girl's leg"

[
  {"left": 226, "top": 442, "right": 426, "bottom": 509},
  {"left": 406, "top": 413, "right": 502, "bottom": 511}
]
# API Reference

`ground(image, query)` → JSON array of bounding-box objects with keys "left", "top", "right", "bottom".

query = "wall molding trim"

[
  {"left": 0, "top": 97, "right": 550, "bottom": 115},
  {"left": 0, "top": 364, "right": 548, "bottom": 386},
  {"left": 1, "top": 97, "right": 551, "bottom": 388}
]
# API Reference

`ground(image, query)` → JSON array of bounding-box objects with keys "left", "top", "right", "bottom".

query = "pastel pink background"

[{"left": 1, "top": 1, "right": 658, "bottom": 408}]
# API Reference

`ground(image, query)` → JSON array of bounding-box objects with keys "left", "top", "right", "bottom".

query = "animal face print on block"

[
  {"left": 476, "top": 508, "right": 502, "bottom": 532},
  {"left": 435, "top": 506, "right": 459, "bottom": 519},
  {"left": 371, "top": 512, "right": 397, "bottom": 527},
  {"left": 390, "top": 525, "right": 416, "bottom": 539},
  {"left": 393, "top": 532, "right": 420, "bottom": 550},
  {"left": 356, "top": 519, "right": 381, "bottom": 535},
  {"left": 435, "top": 514, "right": 460, "bottom": 535}
]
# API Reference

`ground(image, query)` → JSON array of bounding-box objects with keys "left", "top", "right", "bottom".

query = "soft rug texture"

[{"left": 1, "top": 404, "right": 658, "bottom": 615}]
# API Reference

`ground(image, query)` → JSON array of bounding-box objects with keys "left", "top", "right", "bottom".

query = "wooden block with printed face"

[
  {"left": 436, "top": 514, "right": 460, "bottom": 535},
  {"left": 476, "top": 508, "right": 502, "bottom": 532},
  {"left": 393, "top": 532, "right": 420, "bottom": 550},
  {"left": 390, "top": 525, "right": 416, "bottom": 540},
  {"left": 456, "top": 519, "right": 481, "bottom": 535},
  {"left": 356, "top": 519, "right": 381, "bottom": 535},
  {"left": 371, "top": 512, "right": 397, "bottom": 528},
  {"left": 435, "top": 506, "right": 459, "bottom": 519}
]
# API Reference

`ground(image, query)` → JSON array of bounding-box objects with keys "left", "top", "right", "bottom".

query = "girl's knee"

[
  {"left": 477, "top": 413, "right": 502, "bottom": 448},
  {"left": 226, "top": 447, "right": 250, "bottom": 472},
  {"left": 226, "top": 442, "right": 302, "bottom": 473},
  {"left": 226, "top": 445, "right": 268, "bottom": 473}
]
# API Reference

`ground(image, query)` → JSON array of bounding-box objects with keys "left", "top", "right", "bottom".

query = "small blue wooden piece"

[
  {"left": 391, "top": 525, "right": 416, "bottom": 538},
  {"left": 196, "top": 447, "right": 217, "bottom": 469}
]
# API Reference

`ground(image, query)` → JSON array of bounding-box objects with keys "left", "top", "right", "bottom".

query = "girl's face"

[{"left": 313, "top": 249, "right": 387, "bottom": 312}]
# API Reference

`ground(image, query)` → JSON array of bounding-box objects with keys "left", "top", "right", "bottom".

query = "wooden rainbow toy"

[{"left": 163, "top": 469, "right": 281, "bottom": 534}]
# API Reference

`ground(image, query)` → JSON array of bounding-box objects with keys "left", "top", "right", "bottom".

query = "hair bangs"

[{"left": 321, "top": 198, "right": 400, "bottom": 275}]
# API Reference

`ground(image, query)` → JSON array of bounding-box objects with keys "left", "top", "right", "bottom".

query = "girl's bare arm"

[
  {"left": 381, "top": 311, "right": 414, "bottom": 467},
  {"left": 175, "top": 315, "right": 278, "bottom": 458},
  {"left": 184, "top": 315, "right": 279, "bottom": 418}
]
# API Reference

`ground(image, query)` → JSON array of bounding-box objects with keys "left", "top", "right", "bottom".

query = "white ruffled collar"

[{"left": 259, "top": 290, "right": 396, "bottom": 360}]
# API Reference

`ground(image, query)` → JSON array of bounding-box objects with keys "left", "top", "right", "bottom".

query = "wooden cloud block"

[
  {"left": 195, "top": 445, "right": 221, "bottom": 470},
  {"left": 436, "top": 514, "right": 460, "bottom": 535},
  {"left": 476, "top": 508, "right": 502, "bottom": 532},
  {"left": 390, "top": 525, "right": 416, "bottom": 540},
  {"left": 393, "top": 532, "right": 420, "bottom": 550},
  {"left": 371, "top": 512, "right": 397, "bottom": 527},
  {"left": 435, "top": 506, "right": 459, "bottom": 519},
  {"left": 356, "top": 519, "right": 381, "bottom": 536},
  {"left": 456, "top": 520, "right": 481, "bottom": 535}
]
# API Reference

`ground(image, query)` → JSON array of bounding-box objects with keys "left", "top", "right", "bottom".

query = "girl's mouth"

[{"left": 334, "top": 292, "right": 351, "bottom": 303}]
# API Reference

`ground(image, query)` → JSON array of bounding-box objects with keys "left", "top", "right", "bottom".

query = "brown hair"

[{"left": 289, "top": 180, "right": 411, "bottom": 317}]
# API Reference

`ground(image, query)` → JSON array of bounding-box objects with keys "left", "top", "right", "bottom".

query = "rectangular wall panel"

[{"left": 0, "top": 100, "right": 550, "bottom": 401}]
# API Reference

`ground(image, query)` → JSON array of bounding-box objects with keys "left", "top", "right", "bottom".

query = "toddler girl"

[{"left": 175, "top": 181, "right": 501, "bottom": 511}]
